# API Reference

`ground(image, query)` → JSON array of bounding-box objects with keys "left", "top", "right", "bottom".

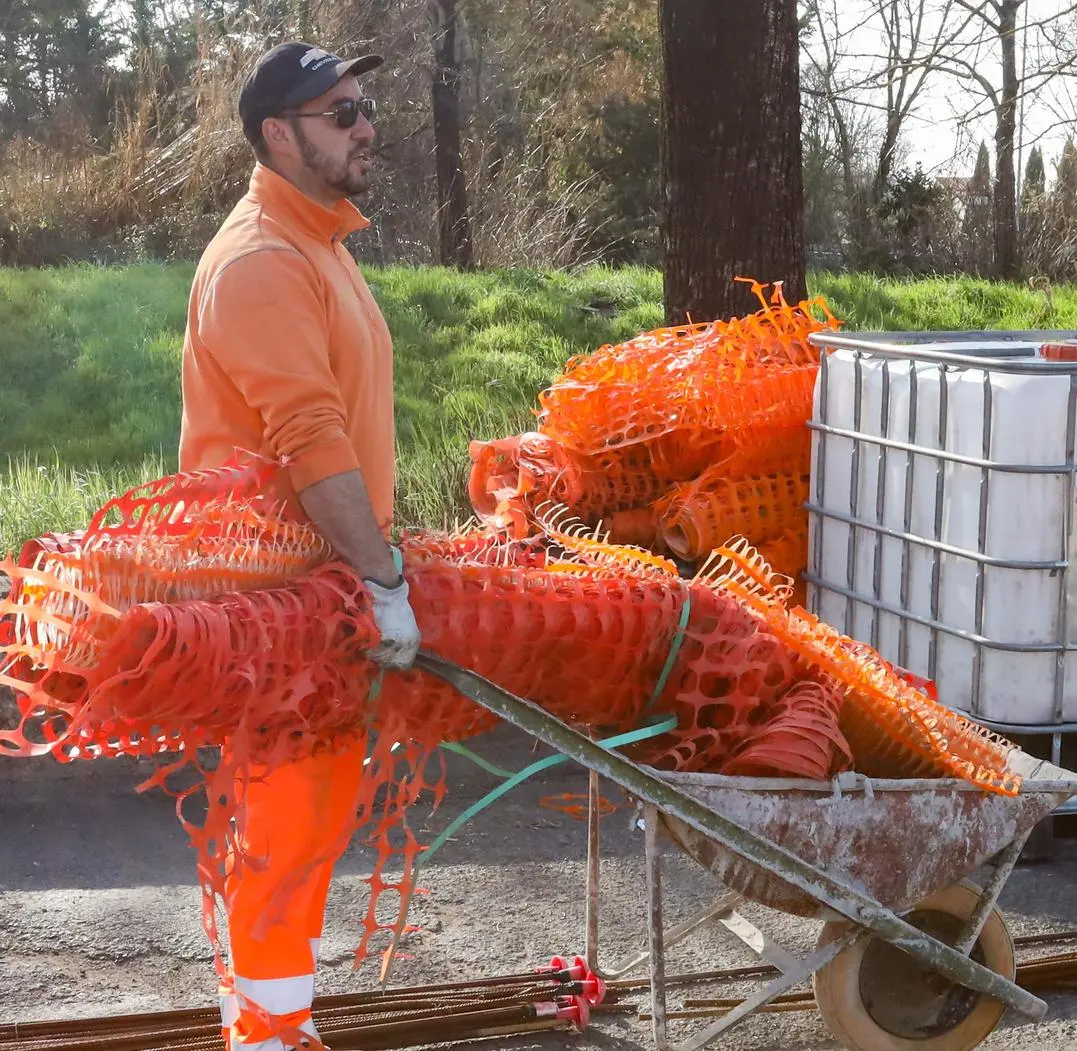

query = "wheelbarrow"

[{"left": 416, "top": 652, "right": 1077, "bottom": 1051}]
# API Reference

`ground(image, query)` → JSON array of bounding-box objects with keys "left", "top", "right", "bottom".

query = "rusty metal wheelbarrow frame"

[{"left": 415, "top": 653, "right": 1076, "bottom": 1048}]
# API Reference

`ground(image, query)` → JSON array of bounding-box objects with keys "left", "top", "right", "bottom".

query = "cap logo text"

[{"left": 299, "top": 48, "right": 335, "bottom": 70}]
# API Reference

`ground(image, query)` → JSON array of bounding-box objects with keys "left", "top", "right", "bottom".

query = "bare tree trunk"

[
  {"left": 872, "top": 0, "right": 902, "bottom": 201},
  {"left": 430, "top": 0, "right": 474, "bottom": 269},
  {"left": 35, "top": 27, "right": 49, "bottom": 117},
  {"left": 874, "top": 116, "right": 902, "bottom": 202},
  {"left": 659, "top": 0, "right": 805, "bottom": 324},
  {"left": 995, "top": 0, "right": 1020, "bottom": 278},
  {"left": 294, "top": 0, "right": 312, "bottom": 39}
]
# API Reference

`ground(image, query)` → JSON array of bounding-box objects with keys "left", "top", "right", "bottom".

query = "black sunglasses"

[{"left": 287, "top": 97, "right": 376, "bottom": 129}]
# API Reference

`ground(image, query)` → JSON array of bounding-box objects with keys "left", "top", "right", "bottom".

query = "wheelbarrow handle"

[{"left": 415, "top": 651, "right": 1047, "bottom": 1022}]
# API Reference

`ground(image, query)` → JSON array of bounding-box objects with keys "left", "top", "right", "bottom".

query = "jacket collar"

[{"left": 248, "top": 163, "right": 370, "bottom": 242}]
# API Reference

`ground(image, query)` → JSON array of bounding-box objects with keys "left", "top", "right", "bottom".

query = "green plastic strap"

[
  {"left": 420, "top": 714, "right": 676, "bottom": 868},
  {"left": 425, "top": 591, "right": 691, "bottom": 863},
  {"left": 440, "top": 741, "right": 516, "bottom": 779},
  {"left": 646, "top": 593, "right": 691, "bottom": 713}
]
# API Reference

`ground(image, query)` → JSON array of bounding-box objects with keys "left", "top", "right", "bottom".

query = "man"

[{"left": 178, "top": 40, "right": 421, "bottom": 1051}]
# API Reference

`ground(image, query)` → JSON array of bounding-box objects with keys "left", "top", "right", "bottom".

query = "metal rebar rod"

[
  {"left": 0, "top": 980, "right": 576, "bottom": 1050},
  {"left": 607, "top": 961, "right": 781, "bottom": 991},
  {"left": 319, "top": 1001, "right": 554, "bottom": 1044},
  {"left": 1016, "top": 929, "right": 1077, "bottom": 947},
  {"left": 414, "top": 652, "right": 1049, "bottom": 1022},
  {"left": 642, "top": 1002, "right": 813, "bottom": 1020},
  {"left": 683, "top": 991, "right": 814, "bottom": 1008}
]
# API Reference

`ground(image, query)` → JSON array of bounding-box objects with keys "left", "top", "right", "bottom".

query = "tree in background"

[
  {"left": 1020, "top": 144, "right": 1046, "bottom": 267},
  {"left": 799, "top": 1, "right": 876, "bottom": 265},
  {"left": 0, "top": 0, "right": 121, "bottom": 142},
  {"left": 962, "top": 142, "right": 993, "bottom": 272},
  {"left": 800, "top": 0, "right": 1077, "bottom": 279},
  {"left": 1023, "top": 145, "right": 1046, "bottom": 202},
  {"left": 1051, "top": 140, "right": 1077, "bottom": 220},
  {"left": 7, "top": 0, "right": 1077, "bottom": 277},
  {"left": 573, "top": 0, "right": 663, "bottom": 264},
  {"left": 659, "top": 0, "right": 805, "bottom": 323},
  {"left": 430, "top": 0, "right": 474, "bottom": 268},
  {"left": 1044, "top": 139, "right": 1077, "bottom": 277},
  {"left": 879, "top": 0, "right": 1077, "bottom": 278}
]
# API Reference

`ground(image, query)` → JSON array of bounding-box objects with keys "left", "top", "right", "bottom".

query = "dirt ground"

[{"left": 3, "top": 723, "right": 1077, "bottom": 1051}]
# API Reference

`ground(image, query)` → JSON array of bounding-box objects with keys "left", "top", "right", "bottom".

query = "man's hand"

[
  {"left": 365, "top": 577, "right": 421, "bottom": 669},
  {"left": 296, "top": 470, "right": 421, "bottom": 667}
]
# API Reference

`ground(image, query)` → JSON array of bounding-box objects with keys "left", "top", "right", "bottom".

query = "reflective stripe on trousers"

[{"left": 218, "top": 745, "right": 366, "bottom": 1048}]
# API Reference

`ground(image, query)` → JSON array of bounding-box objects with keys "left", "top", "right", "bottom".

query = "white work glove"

[{"left": 365, "top": 576, "right": 421, "bottom": 670}]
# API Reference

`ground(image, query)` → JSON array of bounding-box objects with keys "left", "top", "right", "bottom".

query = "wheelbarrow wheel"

[{"left": 813, "top": 880, "right": 1015, "bottom": 1051}]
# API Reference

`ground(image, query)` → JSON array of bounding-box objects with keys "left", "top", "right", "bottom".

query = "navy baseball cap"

[{"left": 238, "top": 41, "right": 383, "bottom": 145}]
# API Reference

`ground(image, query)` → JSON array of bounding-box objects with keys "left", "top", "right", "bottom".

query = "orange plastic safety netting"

[
  {"left": 465, "top": 280, "right": 829, "bottom": 611},
  {"left": 535, "top": 279, "right": 834, "bottom": 455},
  {"left": 0, "top": 457, "right": 1022, "bottom": 1044},
  {"left": 467, "top": 432, "right": 675, "bottom": 539},
  {"left": 694, "top": 539, "right": 1022, "bottom": 794}
]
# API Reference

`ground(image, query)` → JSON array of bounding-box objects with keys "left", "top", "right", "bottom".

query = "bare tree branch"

[{"left": 952, "top": 0, "right": 999, "bottom": 33}]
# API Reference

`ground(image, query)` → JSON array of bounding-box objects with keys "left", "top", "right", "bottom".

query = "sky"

[{"left": 802, "top": 0, "right": 1077, "bottom": 187}]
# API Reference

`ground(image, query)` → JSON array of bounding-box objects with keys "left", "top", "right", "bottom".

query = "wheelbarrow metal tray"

[{"left": 652, "top": 749, "right": 1077, "bottom": 919}]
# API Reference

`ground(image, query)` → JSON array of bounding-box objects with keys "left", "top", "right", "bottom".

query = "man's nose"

[{"left": 351, "top": 116, "right": 375, "bottom": 144}]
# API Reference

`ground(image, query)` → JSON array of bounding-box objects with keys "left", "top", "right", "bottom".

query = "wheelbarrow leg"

[
  {"left": 716, "top": 909, "right": 800, "bottom": 974},
  {"left": 642, "top": 804, "right": 828, "bottom": 1051},
  {"left": 645, "top": 805, "right": 669, "bottom": 1050},
  {"left": 589, "top": 787, "right": 741, "bottom": 982},
  {"left": 670, "top": 931, "right": 860, "bottom": 1051},
  {"left": 954, "top": 830, "right": 1030, "bottom": 956},
  {"left": 586, "top": 769, "right": 601, "bottom": 973}
]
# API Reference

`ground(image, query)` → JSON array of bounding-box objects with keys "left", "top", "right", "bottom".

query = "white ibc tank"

[{"left": 809, "top": 337, "right": 1077, "bottom": 726}]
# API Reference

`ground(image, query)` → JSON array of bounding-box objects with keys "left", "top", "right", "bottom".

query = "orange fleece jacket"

[{"left": 179, "top": 164, "right": 395, "bottom": 532}]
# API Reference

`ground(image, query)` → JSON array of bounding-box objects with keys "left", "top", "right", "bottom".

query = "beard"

[{"left": 292, "top": 121, "right": 371, "bottom": 197}]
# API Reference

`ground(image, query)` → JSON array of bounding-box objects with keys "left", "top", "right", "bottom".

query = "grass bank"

[{"left": 2, "top": 264, "right": 1074, "bottom": 553}]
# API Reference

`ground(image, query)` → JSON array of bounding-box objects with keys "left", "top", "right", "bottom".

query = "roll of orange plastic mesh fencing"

[
  {"left": 657, "top": 469, "right": 810, "bottom": 562},
  {"left": 697, "top": 538, "right": 1022, "bottom": 795},
  {"left": 467, "top": 281, "right": 828, "bottom": 555},
  {"left": 0, "top": 468, "right": 691, "bottom": 988},
  {"left": 468, "top": 432, "right": 674, "bottom": 537},
  {"left": 535, "top": 280, "right": 835, "bottom": 456},
  {"left": 720, "top": 678, "right": 851, "bottom": 779}
]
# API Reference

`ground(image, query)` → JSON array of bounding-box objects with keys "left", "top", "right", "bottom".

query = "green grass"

[
  {"left": 1, "top": 263, "right": 1074, "bottom": 554},
  {"left": 0, "top": 454, "right": 168, "bottom": 558},
  {"left": 812, "top": 271, "right": 1077, "bottom": 331}
]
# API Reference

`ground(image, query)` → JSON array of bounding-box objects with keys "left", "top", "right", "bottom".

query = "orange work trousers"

[{"left": 218, "top": 743, "right": 366, "bottom": 1050}]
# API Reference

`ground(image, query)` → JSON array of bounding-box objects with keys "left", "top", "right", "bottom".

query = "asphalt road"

[{"left": 3, "top": 723, "right": 1077, "bottom": 1050}]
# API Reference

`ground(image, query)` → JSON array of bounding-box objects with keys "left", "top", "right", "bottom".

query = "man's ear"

[{"left": 261, "top": 116, "right": 293, "bottom": 156}]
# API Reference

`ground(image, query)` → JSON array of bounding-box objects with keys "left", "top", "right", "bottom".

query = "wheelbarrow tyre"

[{"left": 813, "top": 879, "right": 1014, "bottom": 1051}]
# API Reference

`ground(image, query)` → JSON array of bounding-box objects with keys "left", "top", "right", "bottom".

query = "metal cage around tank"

[{"left": 805, "top": 330, "right": 1077, "bottom": 782}]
